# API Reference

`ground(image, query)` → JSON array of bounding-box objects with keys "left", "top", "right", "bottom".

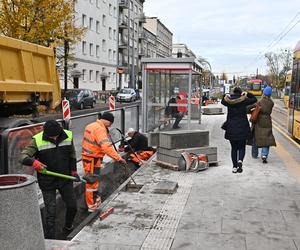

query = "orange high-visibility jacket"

[{"left": 82, "top": 120, "right": 122, "bottom": 161}]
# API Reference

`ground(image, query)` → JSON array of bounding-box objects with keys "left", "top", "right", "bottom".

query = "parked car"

[
  {"left": 116, "top": 88, "right": 137, "bottom": 102},
  {"left": 62, "top": 89, "right": 95, "bottom": 109}
]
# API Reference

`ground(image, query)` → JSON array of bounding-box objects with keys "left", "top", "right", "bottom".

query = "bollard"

[{"left": 0, "top": 174, "right": 45, "bottom": 250}]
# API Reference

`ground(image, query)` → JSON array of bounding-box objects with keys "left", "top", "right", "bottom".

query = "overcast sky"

[{"left": 144, "top": 0, "right": 300, "bottom": 79}]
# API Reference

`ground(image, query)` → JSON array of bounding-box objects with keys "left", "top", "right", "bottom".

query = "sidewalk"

[{"left": 47, "top": 104, "right": 300, "bottom": 250}]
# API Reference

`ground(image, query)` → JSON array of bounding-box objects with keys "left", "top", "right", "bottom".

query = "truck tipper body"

[{"left": 0, "top": 35, "right": 61, "bottom": 119}]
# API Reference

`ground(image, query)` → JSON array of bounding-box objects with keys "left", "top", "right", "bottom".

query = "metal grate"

[{"left": 140, "top": 172, "right": 194, "bottom": 249}]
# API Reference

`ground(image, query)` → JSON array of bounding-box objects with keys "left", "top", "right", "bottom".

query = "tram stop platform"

[{"left": 47, "top": 103, "right": 300, "bottom": 250}]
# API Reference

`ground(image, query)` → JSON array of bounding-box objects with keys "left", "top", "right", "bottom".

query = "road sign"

[
  {"left": 109, "top": 95, "right": 115, "bottom": 110},
  {"left": 62, "top": 98, "right": 71, "bottom": 121}
]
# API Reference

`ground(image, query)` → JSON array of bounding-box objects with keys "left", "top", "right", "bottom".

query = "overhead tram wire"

[{"left": 244, "top": 11, "right": 300, "bottom": 69}]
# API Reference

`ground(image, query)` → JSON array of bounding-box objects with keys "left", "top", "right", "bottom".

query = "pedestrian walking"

[
  {"left": 20, "top": 120, "right": 79, "bottom": 239},
  {"left": 81, "top": 112, "right": 127, "bottom": 212},
  {"left": 221, "top": 87, "right": 257, "bottom": 173},
  {"left": 251, "top": 86, "right": 276, "bottom": 163}
]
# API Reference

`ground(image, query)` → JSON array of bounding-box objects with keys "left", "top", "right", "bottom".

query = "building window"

[
  {"left": 103, "top": 0, "right": 106, "bottom": 2},
  {"left": 89, "top": 17, "right": 93, "bottom": 30},
  {"left": 82, "top": 69, "right": 86, "bottom": 81},
  {"left": 89, "top": 70, "right": 93, "bottom": 81},
  {"left": 130, "top": 1, "right": 133, "bottom": 10},
  {"left": 109, "top": 27, "right": 112, "bottom": 39},
  {"left": 113, "top": 29, "right": 117, "bottom": 40},
  {"left": 102, "top": 39, "right": 106, "bottom": 51},
  {"left": 130, "top": 19, "right": 133, "bottom": 29},
  {"left": 82, "top": 41, "right": 87, "bottom": 54},
  {"left": 89, "top": 43, "right": 93, "bottom": 56},
  {"left": 109, "top": 4, "right": 112, "bottom": 15},
  {"left": 134, "top": 5, "right": 137, "bottom": 14},
  {"left": 96, "top": 0, "right": 100, "bottom": 8},
  {"left": 113, "top": 51, "right": 116, "bottom": 61},
  {"left": 96, "top": 71, "right": 100, "bottom": 82},
  {"left": 90, "top": 0, "right": 93, "bottom": 4},
  {"left": 82, "top": 14, "right": 87, "bottom": 27},
  {"left": 96, "top": 20, "right": 100, "bottom": 33},
  {"left": 113, "top": 7, "right": 117, "bottom": 18},
  {"left": 108, "top": 49, "right": 112, "bottom": 61},
  {"left": 102, "top": 15, "right": 106, "bottom": 27},
  {"left": 96, "top": 45, "right": 100, "bottom": 57}
]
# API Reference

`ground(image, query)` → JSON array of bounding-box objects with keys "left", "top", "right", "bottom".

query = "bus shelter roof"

[{"left": 141, "top": 57, "right": 202, "bottom": 74}]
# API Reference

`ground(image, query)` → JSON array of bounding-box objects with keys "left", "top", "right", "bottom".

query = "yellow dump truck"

[{"left": 0, "top": 35, "right": 61, "bottom": 119}]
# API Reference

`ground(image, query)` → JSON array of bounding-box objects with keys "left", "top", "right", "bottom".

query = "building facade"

[
  {"left": 118, "top": 0, "right": 145, "bottom": 89},
  {"left": 143, "top": 17, "right": 173, "bottom": 58},
  {"left": 72, "top": 0, "right": 118, "bottom": 91},
  {"left": 172, "top": 43, "right": 196, "bottom": 58}
]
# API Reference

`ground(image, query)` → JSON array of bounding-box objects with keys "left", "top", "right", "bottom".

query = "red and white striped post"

[
  {"left": 109, "top": 95, "right": 115, "bottom": 111},
  {"left": 62, "top": 98, "right": 71, "bottom": 121}
]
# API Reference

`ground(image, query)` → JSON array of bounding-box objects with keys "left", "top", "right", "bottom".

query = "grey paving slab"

[
  {"left": 246, "top": 235, "right": 297, "bottom": 250},
  {"left": 222, "top": 218, "right": 265, "bottom": 235},
  {"left": 49, "top": 107, "right": 300, "bottom": 250}
]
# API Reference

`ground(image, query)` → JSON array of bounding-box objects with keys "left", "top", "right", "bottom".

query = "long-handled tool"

[
  {"left": 40, "top": 168, "right": 86, "bottom": 183},
  {"left": 108, "top": 128, "right": 137, "bottom": 185},
  {"left": 114, "top": 128, "right": 146, "bottom": 166}
]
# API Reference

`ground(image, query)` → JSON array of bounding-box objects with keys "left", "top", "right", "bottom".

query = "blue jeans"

[{"left": 252, "top": 137, "right": 270, "bottom": 158}]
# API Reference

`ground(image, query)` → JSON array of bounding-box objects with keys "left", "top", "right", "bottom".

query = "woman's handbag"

[{"left": 249, "top": 104, "right": 261, "bottom": 123}]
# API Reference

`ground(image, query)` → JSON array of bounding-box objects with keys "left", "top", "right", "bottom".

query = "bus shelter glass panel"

[{"left": 145, "top": 69, "right": 191, "bottom": 132}]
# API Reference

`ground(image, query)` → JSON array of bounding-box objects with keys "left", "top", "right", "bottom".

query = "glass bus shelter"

[{"left": 141, "top": 58, "right": 202, "bottom": 132}]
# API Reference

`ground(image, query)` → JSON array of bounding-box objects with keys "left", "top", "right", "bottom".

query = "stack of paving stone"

[{"left": 149, "top": 130, "right": 218, "bottom": 169}]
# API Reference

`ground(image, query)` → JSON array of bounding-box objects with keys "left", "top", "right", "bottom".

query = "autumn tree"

[
  {"left": 220, "top": 72, "right": 228, "bottom": 83},
  {"left": 0, "top": 0, "right": 86, "bottom": 90},
  {"left": 265, "top": 48, "right": 292, "bottom": 97}
]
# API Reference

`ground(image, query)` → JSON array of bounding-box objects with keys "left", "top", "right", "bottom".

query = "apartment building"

[
  {"left": 118, "top": 0, "right": 145, "bottom": 89},
  {"left": 143, "top": 17, "right": 173, "bottom": 58},
  {"left": 172, "top": 43, "right": 196, "bottom": 58},
  {"left": 73, "top": 0, "right": 118, "bottom": 91},
  {"left": 141, "top": 27, "right": 156, "bottom": 58}
]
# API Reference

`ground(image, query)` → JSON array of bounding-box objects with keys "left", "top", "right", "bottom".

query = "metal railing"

[{"left": 0, "top": 104, "right": 140, "bottom": 175}]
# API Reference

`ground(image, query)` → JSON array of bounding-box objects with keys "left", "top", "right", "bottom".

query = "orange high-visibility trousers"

[
  {"left": 129, "top": 150, "right": 154, "bottom": 165},
  {"left": 82, "top": 156, "right": 101, "bottom": 212}
]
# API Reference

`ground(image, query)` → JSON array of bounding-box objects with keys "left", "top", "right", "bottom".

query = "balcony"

[
  {"left": 119, "top": 18, "right": 128, "bottom": 29},
  {"left": 138, "top": 32, "right": 146, "bottom": 40},
  {"left": 138, "top": 49, "right": 146, "bottom": 57},
  {"left": 118, "top": 39, "right": 128, "bottom": 50},
  {"left": 119, "top": 0, "right": 129, "bottom": 8}
]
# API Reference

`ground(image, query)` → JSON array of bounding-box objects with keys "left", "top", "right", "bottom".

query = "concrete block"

[
  {"left": 157, "top": 147, "right": 218, "bottom": 165},
  {"left": 203, "top": 107, "right": 223, "bottom": 115},
  {"left": 153, "top": 181, "right": 178, "bottom": 194},
  {"left": 148, "top": 132, "right": 160, "bottom": 147},
  {"left": 159, "top": 130, "right": 209, "bottom": 149},
  {"left": 155, "top": 160, "right": 179, "bottom": 171},
  {"left": 0, "top": 175, "right": 45, "bottom": 250}
]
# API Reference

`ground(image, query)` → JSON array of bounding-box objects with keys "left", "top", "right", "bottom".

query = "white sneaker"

[{"left": 232, "top": 167, "right": 238, "bottom": 173}]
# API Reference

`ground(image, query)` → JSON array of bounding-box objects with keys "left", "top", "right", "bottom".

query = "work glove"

[
  {"left": 32, "top": 160, "right": 45, "bottom": 172},
  {"left": 71, "top": 171, "right": 81, "bottom": 182},
  {"left": 118, "top": 158, "right": 127, "bottom": 165}
]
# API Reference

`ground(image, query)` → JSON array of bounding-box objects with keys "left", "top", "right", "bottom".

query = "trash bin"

[{"left": 0, "top": 174, "right": 45, "bottom": 250}]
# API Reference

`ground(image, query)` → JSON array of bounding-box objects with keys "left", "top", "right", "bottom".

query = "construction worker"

[
  {"left": 119, "top": 128, "right": 155, "bottom": 167},
  {"left": 82, "top": 112, "right": 126, "bottom": 212},
  {"left": 20, "top": 120, "right": 79, "bottom": 239}
]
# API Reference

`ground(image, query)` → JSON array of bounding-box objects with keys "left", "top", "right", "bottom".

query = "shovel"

[{"left": 40, "top": 168, "right": 86, "bottom": 183}]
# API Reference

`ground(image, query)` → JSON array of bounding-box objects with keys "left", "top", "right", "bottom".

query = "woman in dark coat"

[
  {"left": 221, "top": 87, "right": 257, "bottom": 173},
  {"left": 251, "top": 86, "right": 276, "bottom": 163}
]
